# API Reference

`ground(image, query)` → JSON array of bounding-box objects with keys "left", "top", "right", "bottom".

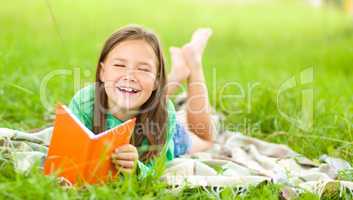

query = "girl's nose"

[{"left": 122, "top": 68, "right": 138, "bottom": 82}]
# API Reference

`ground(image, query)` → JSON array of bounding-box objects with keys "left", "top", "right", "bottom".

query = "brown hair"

[{"left": 93, "top": 25, "right": 168, "bottom": 162}]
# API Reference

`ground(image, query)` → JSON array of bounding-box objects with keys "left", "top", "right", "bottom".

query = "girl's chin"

[
  {"left": 117, "top": 104, "right": 139, "bottom": 111},
  {"left": 114, "top": 98, "right": 144, "bottom": 111}
]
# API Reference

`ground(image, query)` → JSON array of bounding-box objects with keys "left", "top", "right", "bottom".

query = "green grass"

[{"left": 0, "top": 0, "right": 352, "bottom": 199}]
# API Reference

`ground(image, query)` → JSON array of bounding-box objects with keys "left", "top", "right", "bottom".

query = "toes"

[
  {"left": 191, "top": 28, "right": 213, "bottom": 44},
  {"left": 170, "top": 47, "right": 186, "bottom": 65},
  {"left": 183, "top": 28, "right": 213, "bottom": 59}
]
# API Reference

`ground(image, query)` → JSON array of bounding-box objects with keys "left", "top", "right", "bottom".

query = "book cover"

[{"left": 43, "top": 104, "right": 136, "bottom": 184}]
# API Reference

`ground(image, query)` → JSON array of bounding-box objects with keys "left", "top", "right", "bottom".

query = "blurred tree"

[
  {"left": 343, "top": 0, "right": 353, "bottom": 15},
  {"left": 324, "top": 0, "right": 353, "bottom": 15}
]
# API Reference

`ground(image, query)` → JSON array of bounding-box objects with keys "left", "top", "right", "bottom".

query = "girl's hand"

[{"left": 112, "top": 144, "right": 138, "bottom": 174}]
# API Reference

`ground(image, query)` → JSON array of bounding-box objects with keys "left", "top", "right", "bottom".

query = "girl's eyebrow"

[
  {"left": 137, "top": 61, "right": 153, "bottom": 67},
  {"left": 114, "top": 58, "right": 127, "bottom": 62}
]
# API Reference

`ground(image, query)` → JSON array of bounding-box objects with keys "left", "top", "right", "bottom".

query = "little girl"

[{"left": 68, "top": 25, "right": 214, "bottom": 175}]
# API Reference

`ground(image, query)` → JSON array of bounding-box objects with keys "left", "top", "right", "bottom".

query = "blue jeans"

[{"left": 173, "top": 122, "right": 192, "bottom": 157}]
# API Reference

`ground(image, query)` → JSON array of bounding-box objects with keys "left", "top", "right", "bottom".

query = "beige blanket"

[{"left": 162, "top": 129, "right": 353, "bottom": 198}]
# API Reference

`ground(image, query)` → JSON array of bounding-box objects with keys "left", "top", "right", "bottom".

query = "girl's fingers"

[
  {"left": 115, "top": 144, "right": 138, "bottom": 154},
  {"left": 114, "top": 152, "right": 138, "bottom": 161},
  {"left": 112, "top": 145, "right": 138, "bottom": 170},
  {"left": 114, "top": 159, "right": 135, "bottom": 169},
  {"left": 114, "top": 162, "right": 134, "bottom": 174},
  {"left": 117, "top": 167, "right": 133, "bottom": 174}
]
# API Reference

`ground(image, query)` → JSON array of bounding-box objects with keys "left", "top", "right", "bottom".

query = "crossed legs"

[{"left": 167, "top": 28, "right": 214, "bottom": 153}]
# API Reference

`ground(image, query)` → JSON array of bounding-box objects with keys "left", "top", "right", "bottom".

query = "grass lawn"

[{"left": 0, "top": 0, "right": 352, "bottom": 199}]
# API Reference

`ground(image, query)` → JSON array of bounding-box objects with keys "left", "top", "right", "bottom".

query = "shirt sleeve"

[
  {"left": 165, "top": 99, "right": 176, "bottom": 161},
  {"left": 67, "top": 84, "right": 95, "bottom": 130},
  {"left": 68, "top": 95, "right": 92, "bottom": 130}
]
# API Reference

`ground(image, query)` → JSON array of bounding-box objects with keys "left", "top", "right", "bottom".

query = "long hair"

[{"left": 93, "top": 25, "right": 168, "bottom": 162}]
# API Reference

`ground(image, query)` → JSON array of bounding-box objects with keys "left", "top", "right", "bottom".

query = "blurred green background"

[{"left": 0, "top": 0, "right": 352, "bottom": 164}]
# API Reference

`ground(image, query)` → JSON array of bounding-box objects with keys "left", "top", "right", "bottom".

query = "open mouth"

[{"left": 116, "top": 86, "right": 141, "bottom": 95}]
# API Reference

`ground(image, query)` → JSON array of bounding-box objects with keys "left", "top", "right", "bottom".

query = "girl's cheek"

[
  {"left": 141, "top": 78, "right": 156, "bottom": 91},
  {"left": 103, "top": 66, "right": 123, "bottom": 80},
  {"left": 107, "top": 73, "right": 122, "bottom": 83}
]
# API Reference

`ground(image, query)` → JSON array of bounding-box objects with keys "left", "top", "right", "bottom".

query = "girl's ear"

[{"left": 99, "top": 62, "right": 105, "bottom": 82}]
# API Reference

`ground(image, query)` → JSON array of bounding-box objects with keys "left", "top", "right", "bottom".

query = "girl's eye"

[
  {"left": 138, "top": 68, "right": 151, "bottom": 72},
  {"left": 113, "top": 64, "right": 125, "bottom": 68}
]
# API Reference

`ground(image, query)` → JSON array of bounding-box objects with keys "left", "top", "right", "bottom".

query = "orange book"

[{"left": 44, "top": 104, "right": 136, "bottom": 185}]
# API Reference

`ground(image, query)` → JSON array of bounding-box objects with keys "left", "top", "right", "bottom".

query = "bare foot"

[
  {"left": 182, "top": 28, "right": 213, "bottom": 69},
  {"left": 169, "top": 47, "right": 190, "bottom": 83}
]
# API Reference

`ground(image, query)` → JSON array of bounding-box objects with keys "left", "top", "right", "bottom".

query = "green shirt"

[{"left": 68, "top": 84, "right": 175, "bottom": 177}]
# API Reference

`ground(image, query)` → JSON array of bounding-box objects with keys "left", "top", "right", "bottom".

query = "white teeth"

[{"left": 118, "top": 86, "right": 139, "bottom": 93}]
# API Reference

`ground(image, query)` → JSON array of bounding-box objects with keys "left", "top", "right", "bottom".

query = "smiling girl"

[{"left": 69, "top": 25, "right": 214, "bottom": 176}]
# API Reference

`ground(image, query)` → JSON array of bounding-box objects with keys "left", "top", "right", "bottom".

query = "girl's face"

[{"left": 100, "top": 39, "right": 158, "bottom": 113}]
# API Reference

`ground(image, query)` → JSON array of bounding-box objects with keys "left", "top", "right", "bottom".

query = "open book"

[{"left": 43, "top": 104, "right": 136, "bottom": 184}]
